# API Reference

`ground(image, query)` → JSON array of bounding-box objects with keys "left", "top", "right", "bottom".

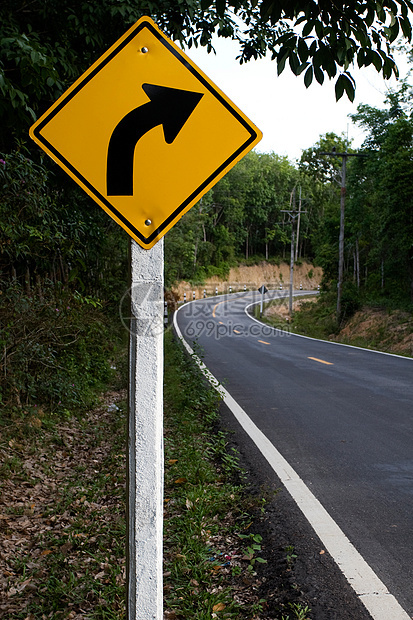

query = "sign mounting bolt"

[
  {"left": 145, "top": 219, "right": 152, "bottom": 226},
  {"left": 141, "top": 47, "right": 149, "bottom": 53}
]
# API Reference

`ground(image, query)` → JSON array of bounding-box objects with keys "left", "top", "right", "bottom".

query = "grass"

[
  {"left": 2, "top": 331, "right": 292, "bottom": 619},
  {"left": 262, "top": 292, "right": 350, "bottom": 339},
  {"left": 288, "top": 295, "right": 338, "bottom": 339},
  {"left": 0, "top": 393, "right": 127, "bottom": 619},
  {"left": 261, "top": 291, "right": 412, "bottom": 357},
  {"left": 163, "top": 331, "right": 272, "bottom": 618}
]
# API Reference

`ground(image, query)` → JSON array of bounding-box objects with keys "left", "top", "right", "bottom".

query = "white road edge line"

[
  {"left": 173, "top": 305, "right": 411, "bottom": 620},
  {"left": 245, "top": 299, "right": 412, "bottom": 360}
]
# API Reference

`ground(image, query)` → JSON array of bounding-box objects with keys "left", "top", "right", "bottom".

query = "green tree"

[
  {"left": 299, "top": 132, "right": 350, "bottom": 185},
  {"left": 0, "top": 150, "right": 128, "bottom": 302},
  {"left": 163, "top": 151, "right": 300, "bottom": 282},
  {"left": 2, "top": 0, "right": 413, "bottom": 148},
  {"left": 208, "top": 151, "right": 298, "bottom": 261},
  {"left": 349, "top": 88, "right": 413, "bottom": 303},
  {"left": 299, "top": 133, "right": 352, "bottom": 283}
]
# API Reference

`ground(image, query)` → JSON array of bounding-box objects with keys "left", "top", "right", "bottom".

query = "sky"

[{"left": 183, "top": 37, "right": 409, "bottom": 162}]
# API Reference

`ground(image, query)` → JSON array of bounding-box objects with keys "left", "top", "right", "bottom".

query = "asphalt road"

[{"left": 175, "top": 290, "right": 413, "bottom": 618}]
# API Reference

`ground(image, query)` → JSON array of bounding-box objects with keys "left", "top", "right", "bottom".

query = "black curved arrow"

[{"left": 107, "top": 84, "right": 203, "bottom": 196}]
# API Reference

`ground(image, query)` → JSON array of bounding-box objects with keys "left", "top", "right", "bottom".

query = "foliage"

[
  {"left": 298, "top": 132, "right": 345, "bottom": 275},
  {"left": 263, "top": 291, "right": 338, "bottom": 337},
  {"left": 347, "top": 84, "right": 413, "bottom": 304},
  {"left": 0, "top": 149, "right": 129, "bottom": 304},
  {"left": 0, "top": 150, "right": 128, "bottom": 417},
  {"left": 265, "top": 291, "right": 412, "bottom": 356},
  {"left": 165, "top": 151, "right": 301, "bottom": 284},
  {"left": 0, "top": 281, "right": 116, "bottom": 413},
  {"left": 299, "top": 132, "right": 350, "bottom": 184},
  {"left": 0, "top": 150, "right": 85, "bottom": 285},
  {"left": 1, "top": 0, "right": 413, "bottom": 149}
]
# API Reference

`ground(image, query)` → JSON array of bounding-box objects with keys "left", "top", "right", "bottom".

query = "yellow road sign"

[{"left": 29, "top": 16, "right": 262, "bottom": 249}]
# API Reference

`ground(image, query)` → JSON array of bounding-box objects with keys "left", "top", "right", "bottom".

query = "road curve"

[{"left": 174, "top": 290, "right": 413, "bottom": 620}]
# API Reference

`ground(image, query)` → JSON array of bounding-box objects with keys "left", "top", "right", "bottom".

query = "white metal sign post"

[{"left": 128, "top": 238, "right": 164, "bottom": 619}]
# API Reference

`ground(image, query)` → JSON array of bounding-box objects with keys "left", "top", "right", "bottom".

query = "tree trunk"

[
  {"left": 353, "top": 249, "right": 356, "bottom": 282},
  {"left": 25, "top": 266, "right": 31, "bottom": 295},
  {"left": 36, "top": 274, "right": 44, "bottom": 302},
  {"left": 356, "top": 238, "right": 360, "bottom": 288},
  {"left": 409, "top": 261, "right": 413, "bottom": 303},
  {"left": 59, "top": 251, "right": 67, "bottom": 284},
  {"left": 193, "top": 237, "right": 198, "bottom": 269}
]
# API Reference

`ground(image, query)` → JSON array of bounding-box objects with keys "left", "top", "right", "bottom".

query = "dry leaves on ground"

[{"left": 0, "top": 391, "right": 127, "bottom": 619}]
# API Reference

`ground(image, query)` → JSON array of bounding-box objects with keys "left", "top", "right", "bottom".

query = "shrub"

[
  {"left": 0, "top": 281, "right": 114, "bottom": 414},
  {"left": 340, "top": 281, "right": 362, "bottom": 324}
]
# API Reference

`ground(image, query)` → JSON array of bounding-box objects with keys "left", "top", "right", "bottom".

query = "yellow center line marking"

[
  {"left": 258, "top": 340, "right": 271, "bottom": 345},
  {"left": 234, "top": 329, "right": 241, "bottom": 334},
  {"left": 212, "top": 300, "right": 227, "bottom": 318},
  {"left": 212, "top": 292, "right": 254, "bottom": 318},
  {"left": 308, "top": 357, "right": 334, "bottom": 365}
]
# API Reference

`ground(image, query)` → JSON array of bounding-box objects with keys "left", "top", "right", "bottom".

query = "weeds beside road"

[
  {"left": 0, "top": 391, "right": 127, "bottom": 619},
  {"left": 261, "top": 292, "right": 412, "bottom": 358},
  {"left": 1, "top": 331, "right": 315, "bottom": 619}
]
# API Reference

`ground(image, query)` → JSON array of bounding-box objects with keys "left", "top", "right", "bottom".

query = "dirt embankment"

[
  {"left": 265, "top": 296, "right": 318, "bottom": 320},
  {"left": 265, "top": 300, "right": 412, "bottom": 357},
  {"left": 333, "top": 308, "right": 413, "bottom": 357},
  {"left": 172, "top": 262, "right": 322, "bottom": 301}
]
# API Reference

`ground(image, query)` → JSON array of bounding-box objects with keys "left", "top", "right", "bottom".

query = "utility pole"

[
  {"left": 295, "top": 187, "right": 302, "bottom": 262},
  {"left": 320, "top": 149, "right": 366, "bottom": 322},
  {"left": 281, "top": 194, "right": 307, "bottom": 315}
]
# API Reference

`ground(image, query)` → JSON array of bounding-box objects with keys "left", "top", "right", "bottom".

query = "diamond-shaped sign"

[{"left": 29, "top": 16, "right": 262, "bottom": 249}]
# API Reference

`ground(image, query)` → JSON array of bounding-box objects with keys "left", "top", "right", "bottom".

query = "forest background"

[{"left": 1, "top": 0, "right": 413, "bottom": 418}]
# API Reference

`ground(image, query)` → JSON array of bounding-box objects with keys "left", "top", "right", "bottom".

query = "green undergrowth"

[
  {"left": 261, "top": 291, "right": 412, "bottom": 357},
  {"left": 287, "top": 293, "right": 342, "bottom": 338},
  {"left": 0, "top": 393, "right": 128, "bottom": 619},
  {"left": 258, "top": 295, "right": 329, "bottom": 337},
  {"left": 2, "top": 331, "right": 279, "bottom": 618},
  {"left": 163, "top": 331, "right": 272, "bottom": 618}
]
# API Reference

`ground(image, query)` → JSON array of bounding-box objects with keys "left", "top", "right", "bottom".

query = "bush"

[
  {"left": 0, "top": 281, "right": 114, "bottom": 414},
  {"left": 340, "top": 281, "right": 362, "bottom": 324},
  {"left": 193, "top": 263, "right": 231, "bottom": 283}
]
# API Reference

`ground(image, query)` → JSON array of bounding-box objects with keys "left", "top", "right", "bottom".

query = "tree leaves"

[
  {"left": 215, "top": 0, "right": 227, "bottom": 18},
  {"left": 334, "top": 73, "right": 356, "bottom": 102},
  {"left": 1, "top": 0, "right": 411, "bottom": 133},
  {"left": 212, "top": 602, "right": 226, "bottom": 611},
  {"left": 348, "top": 90, "right": 413, "bottom": 301},
  {"left": 0, "top": 394, "right": 127, "bottom": 617},
  {"left": 297, "top": 38, "right": 309, "bottom": 63},
  {"left": 304, "top": 65, "right": 313, "bottom": 88}
]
